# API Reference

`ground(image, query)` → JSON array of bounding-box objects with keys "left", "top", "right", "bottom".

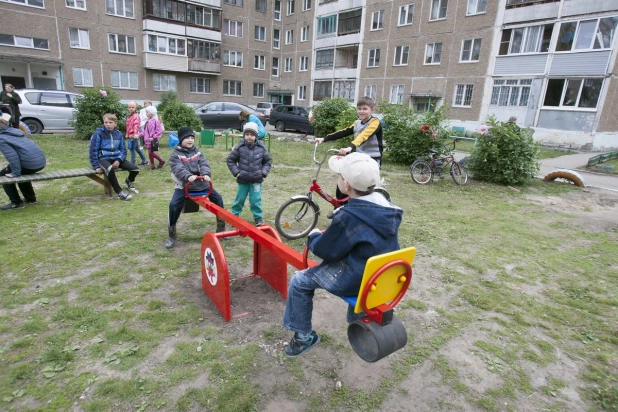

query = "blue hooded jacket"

[
  {"left": 0, "top": 127, "right": 46, "bottom": 177},
  {"left": 89, "top": 126, "right": 126, "bottom": 169}
]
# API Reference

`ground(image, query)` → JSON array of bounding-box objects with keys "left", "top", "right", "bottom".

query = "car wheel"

[
  {"left": 276, "top": 121, "right": 285, "bottom": 132},
  {"left": 24, "top": 119, "right": 43, "bottom": 135}
]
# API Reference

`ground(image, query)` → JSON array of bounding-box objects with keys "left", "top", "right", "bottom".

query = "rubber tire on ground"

[
  {"left": 275, "top": 198, "right": 320, "bottom": 239},
  {"left": 450, "top": 162, "right": 469, "bottom": 185},
  {"left": 374, "top": 187, "right": 391, "bottom": 201},
  {"left": 24, "top": 119, "right": 43, "bottom": 135},
  {"left": 410, "top": 160, "right": 433, "bottom": 185},
  {"left": 543, "top": 169, "right": 586, "bottom": 187},
  {"left": 275, "top": 121, "right": 285, "bottom": 132}
]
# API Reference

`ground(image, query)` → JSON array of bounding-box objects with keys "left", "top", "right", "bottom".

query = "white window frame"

[
  {"left": 367, "top": 49, "right": 380, "bottom": 67},
  {"left": 274, "top": 0, "right": 281, "bottom": 20},
  {"left": 4, "top": 0, "right": 44, "bottom": 8},
  {"left": 108, "top": 33, "right": 136, "bottom": 55},
  {"left": 255, "top": 26, "right": 266, "bottom": 41},
  {"left": 300, "top": 56, "right": 308, "bottom": 71},
  {"left": 106, "top": 0, "right": 134, "bottom": 18},
  {"left": 302, "top": 0, "right": 310, "bottom": 11},
  {"left": 147, "top": 34, "right": 186, "bottom": 56},
  {"left": 453, "top": 84, "right": 474, "bottom": 107},
  {"left": 272, "top": 57, "right": 280, "bottom": 76},
  {"left": 364, "top": 85, "right": 377, "bottom": 100},
  {"left": 555, "top": 17, "right": 618, "bottom": 52},
  {"left": 190, "top": 77, "right": 211, "bottom": 94},
  {"left": 490, "top": 79, "right": 532, "bottom": 107},
  {"left": 317, "top": 15, "right": 337, "bottom": 37},
  {"left": 298, "top": 85, "right": 307, "bottom": 100},
  {"left": 224, "top": 50, "right": 243, "bottom": 67},
  {"left": 301, "top": 26, "right": 309, "bottom": 42},
  {"left": 0, "top": 35, "right": 49, "bottom": 50},
  {"left": 424, "top": 43, "right": 442, "bottom": 64},
  {"left": 499, "top": 24, "right": 553, "bottom": 56},
  {"left": 223, "top": 0, "right": 243, "bottom": 6},
  {"left": 393, "top": 45, "right": 409, "bottom": 66},
  {"left": 254, "top": 55, "right": 266, "bottom": 70},
  {"left": 285, "top": 30, "right": 294, "bottom": 45},
  {"left": 371, "top": 10, "right": 384, "bottom": 31},
  {"left": 153, "top": 73, "right": 177, "bottom": 91},
  {"left": 223, "top": 80, "right": 242, "bottom": 96},
  {"left": 429, "top": 0, "right": 447, "bottom": 21},
  {"left": 224, "top": 19, "right": 243, "bottom": 37},
  {"left": 389, "top": 84, "right": 404, "bottom": 104},
  {"left": 66, "top": 0, "right": 86, "bottom": 10},
  {"left": 111, "top": 70, "right": 138, "bottom": 90},
  {"left": 542, "top": 77, "right": 604, "bottom": 110},
  {"left": 73, "top": 67, "right": 93, "bottom": 87},
  {"left": 460, "top": 38, "right": 481, "bottom": 62},
  {"left": 466, "top": 0, "right": 486, "bottom": 15},
  {"left": 69, "top": 28, "right": 90, "bottom": 49},
  {"left": 273, "top": 29, "right": 280, "bottom": 49},
  {"left": 285, "top": 57, "right": 293, "bottom": 72},
  {"left": 287, "top": 0, "right": 294, "bottom": 15},
  {"left": 398, "top": 4, "right": 414, "bottom": 26},
  {"left": 253, "top": 83, "right": 265, "bottom": 98}
]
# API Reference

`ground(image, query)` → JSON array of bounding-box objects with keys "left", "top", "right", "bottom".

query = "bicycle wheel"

[
  {"left": 410, "top": 160, "right": 433, "bottom": 184},
  {"left": 374, "top": 187, "right": 391, "bottom": 201},
  {"left": 450, "top": 161, "right": 468, "bottom": 185},
  {"left": 275, "top": 198, "right": 320, "bottom": 240}
]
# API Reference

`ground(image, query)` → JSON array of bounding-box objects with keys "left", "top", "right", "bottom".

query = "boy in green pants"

[{"left": 226, "top": 122, "right": 272, "bottom": 225}]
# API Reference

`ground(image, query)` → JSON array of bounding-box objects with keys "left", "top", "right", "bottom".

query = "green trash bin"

[{"left": 200, "top": 130, "right": 215, "bottom": 147}]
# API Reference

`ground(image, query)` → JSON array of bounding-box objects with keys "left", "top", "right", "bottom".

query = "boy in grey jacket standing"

[{"left": 226, "top": 122, "right": 272, "bottom": 226}]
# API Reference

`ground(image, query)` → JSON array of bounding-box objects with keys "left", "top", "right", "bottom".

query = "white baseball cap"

[{"left": 328, "top": 153, "right": 380, "bottom": 192}]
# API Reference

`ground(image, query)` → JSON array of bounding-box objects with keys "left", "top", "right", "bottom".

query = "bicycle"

[
  {"left": 410, "top": 138, "right": 469, "bottom": 185},
  {"left": 275, "top": 142, "right": 390, "bottom": 240}
]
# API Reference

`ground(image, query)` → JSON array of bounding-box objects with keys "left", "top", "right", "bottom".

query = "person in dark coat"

[
  {"left": 0, "top": 83, "right": 21, "bottom": 128},
  {"left": 226, "top": 122, "right": 272, "bottom": 226},
  {"left": 0, "top": 113, "right": 46, "bottom": 210}
]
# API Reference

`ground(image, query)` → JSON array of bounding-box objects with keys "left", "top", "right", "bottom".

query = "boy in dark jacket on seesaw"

[{"left": 226, "top": 122, "right": 272, "bottom": 226}]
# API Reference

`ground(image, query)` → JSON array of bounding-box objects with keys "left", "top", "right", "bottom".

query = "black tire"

[
  {"left": 374, "top": 187, "right": 391, "bottom": 201},
  {"left": 275, "top": 198, "right": 320, "bottom": 239},
  {"left": 450, "top": 162, "right": 468, "bottom": 185},
  {"left": 24, "top": 119, "right": 43, "bottom": 135},
  {"left": 410, "top": 160, "right": 432, "bottom": 184},
  {"left": 275, "top": 121, "right": 285, "bottom": 132}
]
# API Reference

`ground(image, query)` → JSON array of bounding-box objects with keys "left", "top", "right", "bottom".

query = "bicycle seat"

[{"left": 428, "top": 149, "right": 439, "bottom": 154}]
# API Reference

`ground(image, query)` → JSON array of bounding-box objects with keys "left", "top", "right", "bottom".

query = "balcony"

[
  {"left": 505, "top": 0, "right": 559, "bottom": 8},
  {"left": 143, "top": 52, "right": 188, "bottom": 72},
  {"left": 189, "top": 58, "right": 221, "bottom": 74}
]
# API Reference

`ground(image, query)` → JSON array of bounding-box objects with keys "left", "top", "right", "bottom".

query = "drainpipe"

[{"left": 59, "top": 65, "right": 64, "bottom": 90}]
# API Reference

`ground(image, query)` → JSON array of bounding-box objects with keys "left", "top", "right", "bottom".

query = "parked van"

[{"left": 15, "top": 89, "right": 78, "bottom": 134}]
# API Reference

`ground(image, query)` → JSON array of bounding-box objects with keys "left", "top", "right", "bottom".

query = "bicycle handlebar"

[
  {"left": 313, "top": 141, "right": 342, "bottom": 165},
  {"left": 184, "top": 176, "right": 214, "bottom": 198}
]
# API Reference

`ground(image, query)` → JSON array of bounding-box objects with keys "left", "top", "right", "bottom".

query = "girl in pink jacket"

[{"left": 140, "top": 106, "right": 165, "bottom": 170}]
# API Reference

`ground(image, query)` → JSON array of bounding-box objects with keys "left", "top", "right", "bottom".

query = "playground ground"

[{"left": 0, "top": 134, "right": 617, "bottom": 411}]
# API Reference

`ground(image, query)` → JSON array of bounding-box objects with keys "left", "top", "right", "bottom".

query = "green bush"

[
  {"left": 468, "top": 116, "right": 540, "bottom": 185},
  {"left": 161, "top": 100, "right": 202, "bottom": 132},
  {"left": 380, "top": 101, "right": 449, "bottom": 164},
  {"left": 311, "top": 98, "right": 357, "bottom": 138},
  {"left": 69, "top": 87, "right": 127, "bottom": 140},
  {"left": 156, "top": 91, "right": 178, "bottom": 124}
]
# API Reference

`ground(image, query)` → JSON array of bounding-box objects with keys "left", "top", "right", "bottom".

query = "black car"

[
  {"left": 269, "top": 105, "right": 312, "bottom": 133},
  {"left": 195, "top": 101, "right": 266, "bottom": 130}
]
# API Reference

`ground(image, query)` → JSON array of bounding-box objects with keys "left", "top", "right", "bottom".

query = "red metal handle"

[
  {"left": 360, "top": 259, "right": 412, "bottom": 318},
  {"left": 185, "top": 176, "right": 214, "bottom": 199}
]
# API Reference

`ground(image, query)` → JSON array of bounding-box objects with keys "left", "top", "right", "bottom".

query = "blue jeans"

[
  {"left": 168, "top": 186, "right": 224, "bottom": 227},
  {"left": 129, "top": 140, "right": 146, "bottom": 164},
  {"left": 231, "top": 182, "right": 262, "bottom": 220},
  {"left": 282, "top": 262, "right": 365, "bottom": 335}
]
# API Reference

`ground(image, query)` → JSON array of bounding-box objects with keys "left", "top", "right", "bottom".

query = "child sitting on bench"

[{"left": 281, "top": 152, "right": 403, "bottom": 357}]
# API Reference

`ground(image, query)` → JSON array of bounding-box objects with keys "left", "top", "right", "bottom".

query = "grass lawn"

[{"left": 0, "top": 134, "right": 617, "bottom": 411}]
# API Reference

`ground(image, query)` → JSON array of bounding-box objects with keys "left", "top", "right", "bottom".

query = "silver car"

[{"left": 15, "top": 89, "right": 78, "bottom": 134}]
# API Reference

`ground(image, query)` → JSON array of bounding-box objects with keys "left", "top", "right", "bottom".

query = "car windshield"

[{"left": 257, "top": 103, "right": 270, "bottom": 108}]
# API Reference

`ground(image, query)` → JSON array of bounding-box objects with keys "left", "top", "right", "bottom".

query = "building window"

[
  {"left": 256, "top": 0, "right": 266, "bottom": 12},
  {"left": 106, "top": 0, "right": 133, "bottom": 18},
  {"left": 153, "top": 74, "right": 177, "bottom": 91},
  {"left": 190, "top": 77, "right": 211, "bottom": 93},
  {"left": 298, "top": 85, "right": 306, "bottom": 100},
  {"left": 333, "top": 80, "right": 355, "bottom": 101},
  {"left": 272, "top": 57, "right": 279, "bottom": 76},
  {"left": 453, "top": 84, "right": 474, "bottom": 107},
  {"left": 255, "top": 26, "right": 266, "bottom": 41},
  {"left": 287, "top": 0, "right": 294, "bottom": 15},
  {"left": 108, "top": 34, "right": 136, "bottom": 54},
  {"left": 285, "top": 58, "right": 293, "bottom": 72},
  {"left": 371, "top": 10, "right": 384, "bottom": 31},
  {"left": 338, "top": 9, "right": 362, "bottom": 35},
  {"left": 111, "top": 70, "right": 138, "bottom": 89},
  {"left": 147, "top": 35, "right": 186, "bottom": 55},
  {"left": 223, "top": 0, "right": 243, "bottom": 6},
  {"left": 316, "top": 49, "right": 334, "bottom": 69},
  {"left": 253, "top": 83, "right": 264, "bottom": 97},
  {"left": 0, "top": 34, "right": 49, "bottom": 50},
  {"left": 224, "top": 50, "right": 243, "bottom": 67},
  {"left": 430, "top": 0, "right": 447, "bottom": 20},
  {"left": 466, "top": 0, "right": 486, "bottom": 15},
  {"left": 314, "top": 81, "right": 332, "bottom": 100},
  {"left": 274, "top": 0, "right": 281, "bottom": 20},
  {"left": 499, "top": 24, "right": 553, "bottom": 55},
  {"left": 317, "top": 15, "right": 337, "bottom": 37},
  {"left": 185, "top": 5, "right": 221, "bottom": 29},
  {"left": 254, "top": 55, "right": 265, "bottom": 70},
  {"left": 364, "top": 85, "right": 376, "bottom": 100},
  {"left": 300, "top": 56, "right": 308, "bottom": 71},
  {"left": 223, "top": 20, "right": 243, "bottom": 37},
  {"left": 367, "top": 49, "right": 380, "bottom": 67},
  {"left": 543, "top": 78, "right": 603, "bottom": 109},
  {"left": 460, "top": 38, "right": 481, "bottom": 62},
  {"left": 398, "top": 4, "right": 414, "bottom": 26},
  {"left": 188, "top": 40, "right": 220, "bottom": 61},
  {"left": 393, "top": 45, "right": 409, "bottom": 66},
  {"left": 424, "top": 43, "right": 442, "bottom": 64},
  {"left": 556, "top": 17, "right": 618, "bottom": 52},
  {"left": 490, "top": 79, "right": 532, "bottom": 106},
  {"left": 389, "top": 84, "right": 404, "bottom": 104},
  {"left": 69, "top": 28, "right": 90, "bottom": 49},
  {"left": 223, "top": 80, "right": 242, "bottom": 96},
  {"left": 66, "top": 0, "right": 85, "bottom": 10},
  {"left": 301, "top": 26, "right": 310, "bottom": 42},
  {"left": 273, "top": 29, "right": 280, "bottom": 48},
  {"left": 303, "top": 0, "right": 311, "bottom": 11},
  {"left": 286, "top": 30, "right": 294, "bottom": 44},
  {"left": 73, "top": 67, "right": 93, "bottom": 87},
  {"left": 4, "top": 0, "right": 43, "bottom": 7},
  {"left": 145, "top": 0, "right": 186, "bottom": 22}
]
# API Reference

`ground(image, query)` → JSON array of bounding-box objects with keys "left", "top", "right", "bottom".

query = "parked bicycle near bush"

[{"left": 410, "top": 137, "right": 468, "bottom": 186}]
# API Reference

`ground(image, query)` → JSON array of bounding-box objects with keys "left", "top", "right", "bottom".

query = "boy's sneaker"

[
  {"left": 285, "top": 331, "right": 320, "bottom": 358},
  {"left": 118, "top": 191, "right": 133, "bottom": 201},
  {"left": 25, "top": 199, "right": 38, "bottom": 205},
  {"left": 125, "top": 177, "right": 139, "bottom": 193},
  {"left": 139, "top": 161, "right": 149, "bottom": 166},
  {"left": 254, "top": 218, "right": 263, "bottom": 226},
  {"left": 0, "top": 202, "right": 25, "bottom": 210}
]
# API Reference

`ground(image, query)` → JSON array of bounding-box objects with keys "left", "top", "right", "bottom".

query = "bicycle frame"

[{"left": 427, "top": 139, "right": 459, "bottom": 175}]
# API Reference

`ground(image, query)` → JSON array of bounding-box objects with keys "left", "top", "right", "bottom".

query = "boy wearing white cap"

[{"left": 282, "top": 152, "right": 402, "bottom": 357}]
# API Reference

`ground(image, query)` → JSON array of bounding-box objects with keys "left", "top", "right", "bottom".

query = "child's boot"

[
  {"left": 165, "top": 225, "right": 177, "bottom": 249},
  {"left": 216, "top": 218, "right": 226, "bottom": 233}
]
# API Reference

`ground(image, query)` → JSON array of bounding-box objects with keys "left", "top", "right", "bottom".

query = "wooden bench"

[{"left": 0, "top": 168, "right": 121, "bottom": 197}]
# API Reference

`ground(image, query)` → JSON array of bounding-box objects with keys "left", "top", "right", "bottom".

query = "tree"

[
  {"left": 161, "top": 100, "right": 202, "bottom": 132},
  {"left": 70, "top": 87, "right": 127, "bottom": 140},
  {"left": 311, "top": 98, "right": 357, "bottom": 138}
]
